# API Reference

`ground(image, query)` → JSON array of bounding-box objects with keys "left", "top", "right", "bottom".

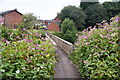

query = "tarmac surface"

[{"left": 54, "top": 45, "right": 80, "bottom": 79}]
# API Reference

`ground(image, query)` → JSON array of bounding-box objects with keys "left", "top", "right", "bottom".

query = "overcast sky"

[{"left": 0, "top": 0, "right": 112, "bottom": 20}]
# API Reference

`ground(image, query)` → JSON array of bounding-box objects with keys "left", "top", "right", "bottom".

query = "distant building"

[
  {"left": 46, "top": 17, "right": 61, "bottom": 31},
  {"left": 0, "top": 9, "right": 23, "bottom": 27},
  {"left": 45, "top": 20, "right": 52, "bottom": 26}
]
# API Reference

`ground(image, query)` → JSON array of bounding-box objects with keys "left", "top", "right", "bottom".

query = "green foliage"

[
  {"left": 57, "top": 5, "right": 86, "bottom": 31},
  {"left": 0, "top": 26, "right": 28, "bottom": 41},
  {"left": 22, "top": 13, "right": 37, "bottom": 29},
  {"left": 102, "top": 2, "right": 120, "bottom": 21},
  {"left": 1, "top": 29, "right": 56, "bottom": 79},
  {"left": 61, "top": 18, "right": 77, "bottom": 33},
  {"left": 60, "top": 18, "right": 78, "bottom": 43},
  {"left": 80, "top": 0, "right": 99, "bottom": 10},
  {"left": 84, "top": 4, "right": 107, "bottom": 27},
  {"left": 69, "top": 16, "right": 119, "bottom": 79}
]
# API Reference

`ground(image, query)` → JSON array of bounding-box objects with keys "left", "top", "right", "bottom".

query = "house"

[
  {"left": 45, "top": 20, "right": 52, "bottom": 26},
  {"left": 46, "top": 17, "right": 61, "bottom": 31},
  {"left": 0, "top": 9, "right": 23, "bottom": 27}
]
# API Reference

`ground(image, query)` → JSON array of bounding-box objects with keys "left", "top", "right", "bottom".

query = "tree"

[
  {"left": 80, "top": 0, "right": 99, "bottom": 11},
  {"left": 61, "top": 18, "right": 78, "bottom": 43},
  {"left": 57, "top": 5, "right": 86, "bottom": 31},
  {"left": 84, "top": 4, "right": 107, "bottom": 27},
  {"left": 61, "top": 18, "right": 77, "bottom": 33},
  {"left": 22, "top": 13, "right": 37, "bottom": 29},
  {"left": 102, "top": 2, "right": 120, "bottom": 21}
]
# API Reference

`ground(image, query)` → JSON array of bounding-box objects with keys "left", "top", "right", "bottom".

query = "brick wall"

[
  {"left": 47, "top": 21, "right": 60, "bottom": 31},
  {"left": 4, "top": 11, "right": 22, "bottom": 27}
]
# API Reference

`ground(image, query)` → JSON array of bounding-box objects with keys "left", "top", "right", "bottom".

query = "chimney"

[{"left": 15, "top": 8, "right": 17, "bottom": 11}]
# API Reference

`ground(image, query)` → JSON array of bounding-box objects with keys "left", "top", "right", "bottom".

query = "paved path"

[{"left": 54, "top": 45, "right": 80, "bottom": 78}]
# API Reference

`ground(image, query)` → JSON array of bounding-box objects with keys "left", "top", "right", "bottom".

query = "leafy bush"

[
  {"left": 60, "top": 18, "right": 78, "bottom": 44},
  {"left": 1, "top": 29, "right": 56, "bottom": 79},
  {"left": 0, "top": 26, "right": 29, "bottom": 41},
  {"left": 48, "top": 18, "right": 78, "bottom": 44},
  {"left": 69, "top": 16, "right": 119, "bottom": 79}
]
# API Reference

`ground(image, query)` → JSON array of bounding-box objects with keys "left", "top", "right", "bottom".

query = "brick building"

[
  {"left": 46, "top": 17, "right": 61, "bottom": 31},
  {"left": 0, "top": 9, "right": 23, "bottom": 27}
]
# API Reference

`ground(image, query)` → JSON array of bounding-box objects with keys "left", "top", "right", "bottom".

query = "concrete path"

[{"left": 54, "top": 45, "right": 80, "bottom": 79}]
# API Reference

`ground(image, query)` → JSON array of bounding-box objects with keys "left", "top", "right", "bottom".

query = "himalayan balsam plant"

[
  {"left": 69, "top": 16, "right": 119, "bottom": 79},
  {"left": 0, "top": 28, "right": 56, "bottom": 80}
]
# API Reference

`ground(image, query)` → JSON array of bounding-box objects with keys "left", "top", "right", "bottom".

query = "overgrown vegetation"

[
  {"left": 69, "top": 16, "right": 119, "bottom": 79},
  {"left": 52, "top": 18, "right": 78, "bottom": 44},
  {"left": 0, "top": 26, "right": 56, "bottom": 79}
]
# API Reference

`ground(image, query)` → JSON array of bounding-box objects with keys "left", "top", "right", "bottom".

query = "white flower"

[
  {"left": 22, "top": 67, "right": 25, "bottom": 69},
  {"left": 100, "top": 34, "right": 103, "bottom": 37},
  {"left": 111, "top": 33, "right": 118, "bottom": 36},
  {"left": 37, "top": 68, "right": 40, "bottom": 71},
  {"left": 16, "top": 70, "right": 20, "bottom": 73}
]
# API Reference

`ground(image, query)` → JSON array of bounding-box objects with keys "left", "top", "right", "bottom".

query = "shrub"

[
  {"left": 61, "top": 18, "right": 78, "bottom": 44},
  {"left": 1, "top": 29, "right": 56, "bottom": 79},
  {"left": 69, "top": 16, "right": 119, "bottom": 79}
]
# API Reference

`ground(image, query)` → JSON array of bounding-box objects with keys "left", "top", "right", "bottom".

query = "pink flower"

[
  {"left": 39, "top": 34, "right": 42, "bottom": 36},
  {"left": 40, "top": 53, "right": 44, "bottom": 56},
  {"left": 101, "top": 50, "right": 107, "bottom": 53},
  {"left": 16, "top": 36, "right": 19, "bottom": 38},
  {"left": 94, "top": 52, "right": 99, "bottom": 56},
  {"left": 75, "top": 43, "right": 79, "bottom": 46},
  {"left": 36, "top": 33, "right": 39, "bottom": 35},
  {"left": 36, "top": 47, "right": 40, "bottom": 49},
  {"left": 37, "top": 45, "right": 40, "bottom": 47},
  {"left": 28, "top": 48, "right": 30, "bottom": 50},
  {"left": 43, "top": 49, "right": 46, "bottom": 51},
  {"left": 25, "top": 34, "right": 28, "bottom": 36},
  {"left": 7, "top": 33, "right": 10, "bottom": 35},
  {"left": 85, "top": 42, "right": 90, "bottom": 45},
  {"left": 15, "top": 49, "right": 18, "bottom": 52},
  {"left": 84, "top": 60, "right": 88, "bottom": 64},
  {"left": 26, "top": 59, "right": 31, "bottom": 62},
  {"left": 85, "top": 36, "right": 88, "bottom": 39},
  {"left": 104, "top": 50, "right": 107, "bottom": 52},
  {"left": 32, "top": 48, "right": 35, "bottom": 50},
  {"left": 111, "top": 33, "right": 118, "bottom": 36},
  {"left": 3, "top": 39, "right": 7, "bottom": 42},
  {"left": 27, "top": 40, "right": 33, "bottom": 43},
  {"left": 107, "top": 35, "right": 111, "bottom": 37},
  {"left": 42, "top": 43, "right": 45, "bottom": 45},
  {"left": 82, "top": 43, "right": 85, "bottom": 45},
  {"left": 110, "top": 41, "right": 114, "bottom": 44},
  {"left": 22, "top": 28, "right": 26, "bottom": 30},
  {"left": 82, "top": 31, "right": 85, "bottom": 33},
  {"left": 103, "top": 23, "right": 107, "bottom": 26},
  {"left": 116, "top": 17, "right": 120, "bottom": 22},
  {"left": 84, "top": 29, "right": 88, "bottom": 32},
  {"left": 107, "top": 30, "right": 113, "bottom": 33},
  {"left": 23, "top": 39, "right": 26, "bottom": 41},
  {"left": 88, "top": 26, "right": 92, "bottom": 29}
]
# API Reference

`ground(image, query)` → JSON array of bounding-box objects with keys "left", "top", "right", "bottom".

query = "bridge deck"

[{"left": 54, "top": 45, "right": 80, "bottom": 78}]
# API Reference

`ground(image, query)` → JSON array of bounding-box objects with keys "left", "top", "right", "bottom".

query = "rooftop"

[{"left": 0, "top": 9, "right": 22, "bottom": 16}]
